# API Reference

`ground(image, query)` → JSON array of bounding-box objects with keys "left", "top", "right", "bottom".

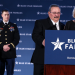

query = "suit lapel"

[
  {"left": 47, "top": 17, "right": 62, "bottom": 30},
  {"left": 47, "top": 17, "right": 54, "bottom": 27},
  {"left": 59, "top": 22, "right": 61, "bottom": 30},
  {"left": 46, "top": 17, "right": 54, "bottom": 30},
  {"left": 47, "top": 17, "right": 57, "bottom": 30}
]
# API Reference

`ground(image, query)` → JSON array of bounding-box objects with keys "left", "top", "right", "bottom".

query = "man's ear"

[
  {"left": 48, "top": 11, "right": 50, "bottom": 16},
  {"left": 48, "top": 11, "right": 50, "bottom": 15}
]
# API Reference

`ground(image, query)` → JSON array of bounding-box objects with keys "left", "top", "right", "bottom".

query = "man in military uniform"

[{"left": 0, "top": 9, "right": 20, "bottom": 75}]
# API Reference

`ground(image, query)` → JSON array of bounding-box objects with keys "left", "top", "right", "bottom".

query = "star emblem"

[{"left": 51, "top": 38, "right": 65, "bottom": 51}]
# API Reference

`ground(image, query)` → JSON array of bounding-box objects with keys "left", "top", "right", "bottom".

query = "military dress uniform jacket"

[{"left": 0, "top": 21, "right": 20, "bottom": 59}]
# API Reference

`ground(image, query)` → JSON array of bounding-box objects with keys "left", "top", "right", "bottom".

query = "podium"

[
  {"left": 44, "top": 30, "right": 75, "bottom": 75},
  {"left": 44, "top": 65, "right": 75, "bottom": 75}
]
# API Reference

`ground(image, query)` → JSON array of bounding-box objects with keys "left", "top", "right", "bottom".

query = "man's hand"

[
  {"left": 42, "top": 39, "right": 45, "bottom": 46},
  {"left": 3, "top": 44, "right": 10, "bottom": 52}
]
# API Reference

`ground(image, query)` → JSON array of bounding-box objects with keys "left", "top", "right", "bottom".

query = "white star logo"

[{"left": 51, "top": 38, "right": 65, "bottom": 51}]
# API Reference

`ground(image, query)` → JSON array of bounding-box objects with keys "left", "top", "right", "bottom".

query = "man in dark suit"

[
  {"left": 31, "top": 4, "right": 64, "bottom": 75},
  {"left": 0, "top": 9, "right": 20, "bottom": 75}
]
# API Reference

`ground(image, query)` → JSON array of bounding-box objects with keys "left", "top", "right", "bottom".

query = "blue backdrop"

[{"left": 0, "top": 0, "right": 75, "bottom": 75}]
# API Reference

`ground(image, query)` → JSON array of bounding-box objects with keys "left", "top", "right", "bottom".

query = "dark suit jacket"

[
  {"left": 0, "top": 21, "right": 20, "bottom": 59},
  {"left": 64, "top": 20, "right": 75, "bottom": 30},
  {"left": 31, "top": 17, "right": 64, "bottom": 64}
]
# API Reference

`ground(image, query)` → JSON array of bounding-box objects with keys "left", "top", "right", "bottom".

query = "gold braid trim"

[
  {"left": 0, "top": 42, "right": 2, "bottom": 44},
  {"left": 10, "top": 43, "right": 15, "bottom": 48}
]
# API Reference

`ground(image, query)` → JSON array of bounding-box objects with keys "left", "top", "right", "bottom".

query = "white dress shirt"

[{"left": 51, "top": 19, "right": 60, "bottom": 30}]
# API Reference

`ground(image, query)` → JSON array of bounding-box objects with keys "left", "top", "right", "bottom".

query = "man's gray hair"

[{"left": 49, "top": 4, "right": 61, "bottom": 12}]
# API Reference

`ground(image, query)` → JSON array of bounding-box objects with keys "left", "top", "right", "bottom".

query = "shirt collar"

[
  {"left": 51, "top": 19, "right": 59, "bottom": 25},
  {"left": 3, "top": 20, "right": 9, "bottom": 25}
]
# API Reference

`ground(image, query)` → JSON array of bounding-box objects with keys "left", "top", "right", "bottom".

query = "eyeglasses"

[{"left": 50, "top": 12, "right": 61, "bottom": 14}]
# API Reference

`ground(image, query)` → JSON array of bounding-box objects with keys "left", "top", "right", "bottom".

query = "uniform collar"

[{"left": 3, "top": 20, "right": 9, "bottom": 25}]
